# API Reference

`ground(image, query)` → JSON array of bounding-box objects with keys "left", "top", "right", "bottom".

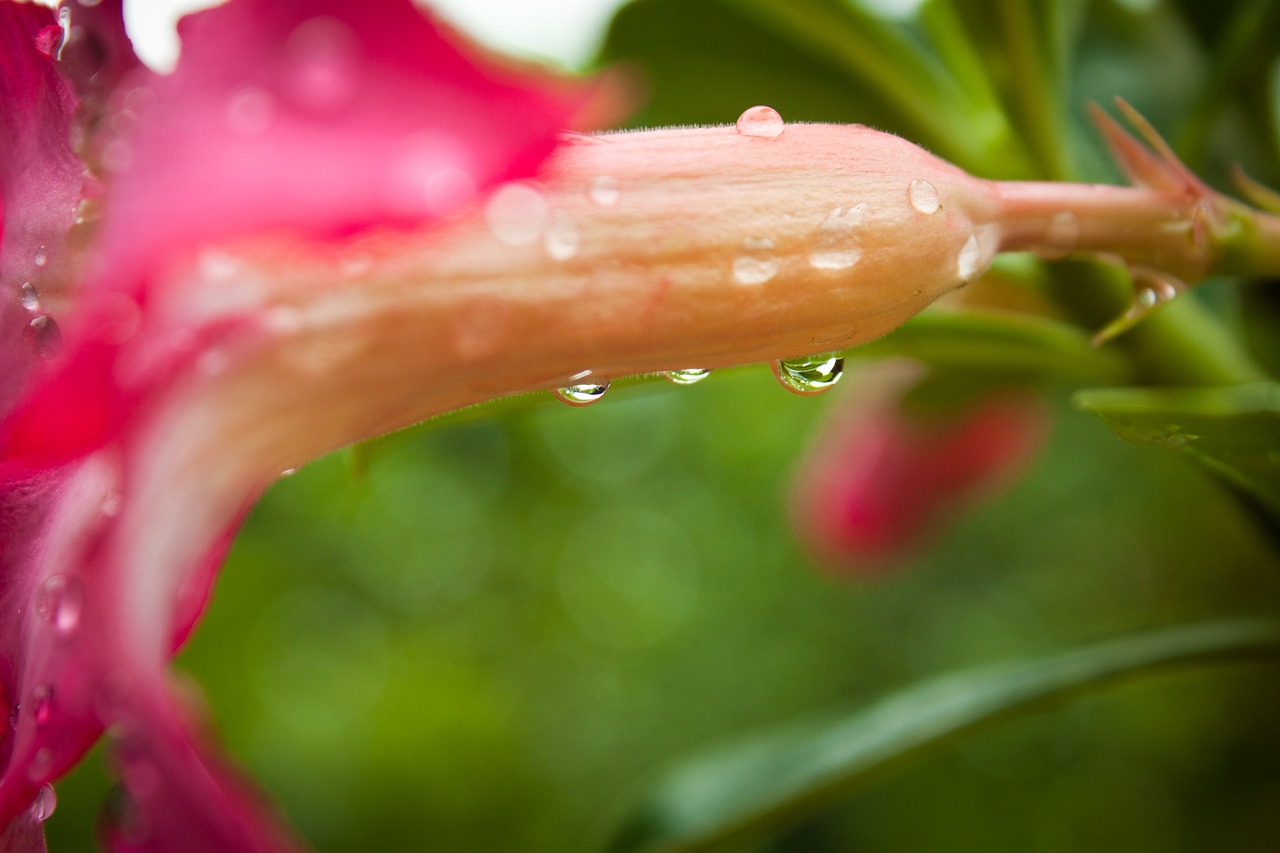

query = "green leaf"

[
  {"left": 852, "top": 307, "right": 1132, "bottom": 385},
  {"left": 607, "top": 619, "right": 1280, "bottom": 853},
  {"left": 1076, "top": 383, "right": 1280, "bottom": 516}
]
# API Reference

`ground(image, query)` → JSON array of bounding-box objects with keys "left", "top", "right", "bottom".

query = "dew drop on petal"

[
  {"left": 733, "top": 237, "right": 779, "bottom": 285},
  {"left": 25, "top": 315, "right": 62, "bottom": 359},
  {"left": 588, "top": 175, "right": 620, "bottom": 206},
  {"left": 545, "top": 212, "right": 580, "bottom": 261},
  {"left": 908, "top": 179, "right": 941, "bottom": 214},
  {"left": 33, "top": 245, "right": 48, "bottom": 268},
  {"left": 665, "top": 368, "right": 711, "bottom": 385},
  {"left": 29, "top": 784, "right": 56, "bottom": 823},
  {"left": 36, "top": 574, "right": 85, "bottom": 635},
  {"left": 27, "top": 748, "right": 53, "bottom": 782},
  {"left": 285, "top": 16, "right": 362, "bottom": 114},
  {"left": 772, "top": 353, "right": 844, "bottom": 396},
  {"left": 30, "top": 685, "right": 53, "bottom": 727},
  {"left": 485, "top": 182, "right": 549, "bottom": 247},
  {"left": 736, "top": 105, "right": 784, "bottom": 139},
  {"left": 808, "top": 205, "right": 865, "bottom": 271},
  {"left": 19, "top": 282, "right": 40, "bottom": 311},
  {"left": 226, "top": 87, "right": 276, "bottom": 136}
]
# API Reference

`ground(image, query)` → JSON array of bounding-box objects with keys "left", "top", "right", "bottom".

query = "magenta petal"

[
  {"left": 99, "top": 0, "right": 591, "bottom": 282},
  {"left": 3, "top": 0, "right": 590, "bottom": 848},
  {"left": 0, "top": 2, "right": 90, "bottom": 411}
]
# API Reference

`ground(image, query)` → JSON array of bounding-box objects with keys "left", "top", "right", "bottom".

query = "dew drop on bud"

[
  {"left": 35, "top": 574, "right": 85, "bottom": 635},
  {"left": 733, "top": 237, "right": 779, "bottom": 285},
  {"left": 808, "top": 206, "right": 865, "bottom": 271},
  {"left": 485, "top": 182, "right": 548, "bottom": 247},
  {"left": 29, "top": 784, "right": 57, "bottom": 823},
  {"left": 908, "top": 179, "right": 941, "bottom": 214},
  {"left": 555, "top": 375, "right": 610, "bottom": 407},
  {"left": 30, "top": 685, "right": 53, "bottom": 727},
  {"left": 736, "top": 105, "right": 784, "bottom": 139},
  {"left": 956, "top": 225, "right": 1000, "bottom": 283},
  {"left": 25, "top": 315, "right": 62, "bottom": 359},
  {"left": 545, "top": 212, "right": 580, "bottom": 261},
  {"left": 588, "top": 175, "right": 620, "bottom": 207},
  {"left": 1137, "top": 287, "right": 1158, "bottom": 308},
  {"left": 772, "top": 353, "right": 844, "bottom": 396},
  {"left": 665, "top": 368, "right": 711, "bottom": 385}
]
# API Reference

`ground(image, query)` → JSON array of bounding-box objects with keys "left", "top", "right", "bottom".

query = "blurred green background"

[{"left": 45, "top": 0, "right": 1280, "bottom": 849}]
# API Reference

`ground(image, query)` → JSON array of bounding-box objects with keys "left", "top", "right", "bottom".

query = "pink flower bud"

[{"left": 791, "top": 363, "right": 1050, "bottom": 576}]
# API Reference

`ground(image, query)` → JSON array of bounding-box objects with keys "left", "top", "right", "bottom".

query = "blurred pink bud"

[{"left": 790, "top": 363, "right": 1050, "bottom": 577}]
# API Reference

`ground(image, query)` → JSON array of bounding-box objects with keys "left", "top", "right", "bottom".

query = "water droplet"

[
  {"left": 30, "top": 685, "right": 53, "bottom": 727},
  {"left": 226, "top": 87, "right": 275, "bottom": 135},
  {"left": 27, "top": 748, "right": 53, "bottom": 782},
  {"left": 29, "top": 784, "right": 57, "bottom": 823},
  {"left": 485, "top": 182, "right": 548, "bottom": 247},
  {"left": 33, "top": 245, "right": 48, "bottom": 268},
  {"left": 808, "top": 205, "right": 866, "bottom": 270},
  {"left": 1046, "top": 211, "right": 1081, "bottom": 248},
  {"left": 735, "top": 105, "right": 784, "bottom": 139},
  {"left": 544, "top": 212, "right": 580, "bottom": 261},
  {"left": 555, "top": 373, "right": 609, "bottom": 407},
  {"left": 25, "top": 315, "right": 62, "bottom": 359},
  {"left": 19, "top": 283, "right": 40, "bottom": 311},
  {"left": 956, "top": 224, "right": 1001, "bottom": 282},
  {"left": 1137, "top": 287, "right": 1158, "bottom": 308},
  {"left": 908, "top": 179, "right": 941, "bottom": 214},
  {"left": 55, "top": 7, "right": 71, "bottom": 60},
  {"left": 35, "top": 574, "right": 84, "bottom": 636},
  {"left": 588, "top": 175, "right": 619, "bottom": 206},
  {"left": 772, "top": 353, "right": 844, "bottom": 396},
  {"left": 285, "top": 16, "right": 361, "bottom": 113},
  {"left": 733, "top": 237, "right": 779, "bottom": 285},
  {"left": 665, "top": 368, "right": 711, "bottom": 385}
]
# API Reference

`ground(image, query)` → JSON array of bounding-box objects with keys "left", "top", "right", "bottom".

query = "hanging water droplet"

[
  {"left": 735, "top": 105, "right": 784, "bottom": 139},
  {"left": 30, "top": 685, "right": 53, "bottom": 727},
  {"left": 808, "top": 205, "right": 866, "bottom": 270},
  {"left": 485, "top": 182, "right": 548, "bottom": 247},
  {"left": 772, "top": 353, "right": 844, "bottom": 396},
  {"left": 25, "top": 315, "right": 62, "bottom": 359},
  {"left": 908, "top": 179, "right": 941, "bottom": 214},
  {"left": 29, "top": 784, "right": 57, "bottom": 823},
  {"left": 665, "top": 368, "right": 711, "bottom": 385},
  {"left": 1137, "top": 287, "right": 1158, "bottom": 308},
  {"left": 19, "top": 282, "right": 40, "bottom": 311},
  {"left": 544, "top": 212, "right": 580, "bottom": 261},
  {"left": 733, "top": 237, "right": 779, "bottom": 285},
  {"left": 35, "top": 574, "right": 84, "bottom": 636},
  {"left": 588, "top": 175, "right": 619, "bottom": 206},
  {"left": 554, "top": 375, "right": 610, "bottom": 407},
  {"left": 33, "top": 245, "right": 48, "bottom": 268}
]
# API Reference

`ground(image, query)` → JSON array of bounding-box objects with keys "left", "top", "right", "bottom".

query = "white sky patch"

[{"left": 109, "top": 0, "right": 628, "bottom": 74}]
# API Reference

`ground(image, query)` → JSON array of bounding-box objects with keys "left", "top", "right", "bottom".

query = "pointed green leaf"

[
  {"left": 607, "top": 619, "right": 1280, "bottom": 853},
  {"left": 1076, "top": 383, "right": 1280, "bottom": 516}
]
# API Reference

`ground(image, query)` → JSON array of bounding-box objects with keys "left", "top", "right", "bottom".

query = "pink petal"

[
  {"left": 0, "top": 2, "right": 90, "bottom": 412},
  {"left": 1, "top": 1, "right": 591, "bottom": 848},
  {"left": 791, "top": 363, "right": 1050, "bottom": 576}
]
